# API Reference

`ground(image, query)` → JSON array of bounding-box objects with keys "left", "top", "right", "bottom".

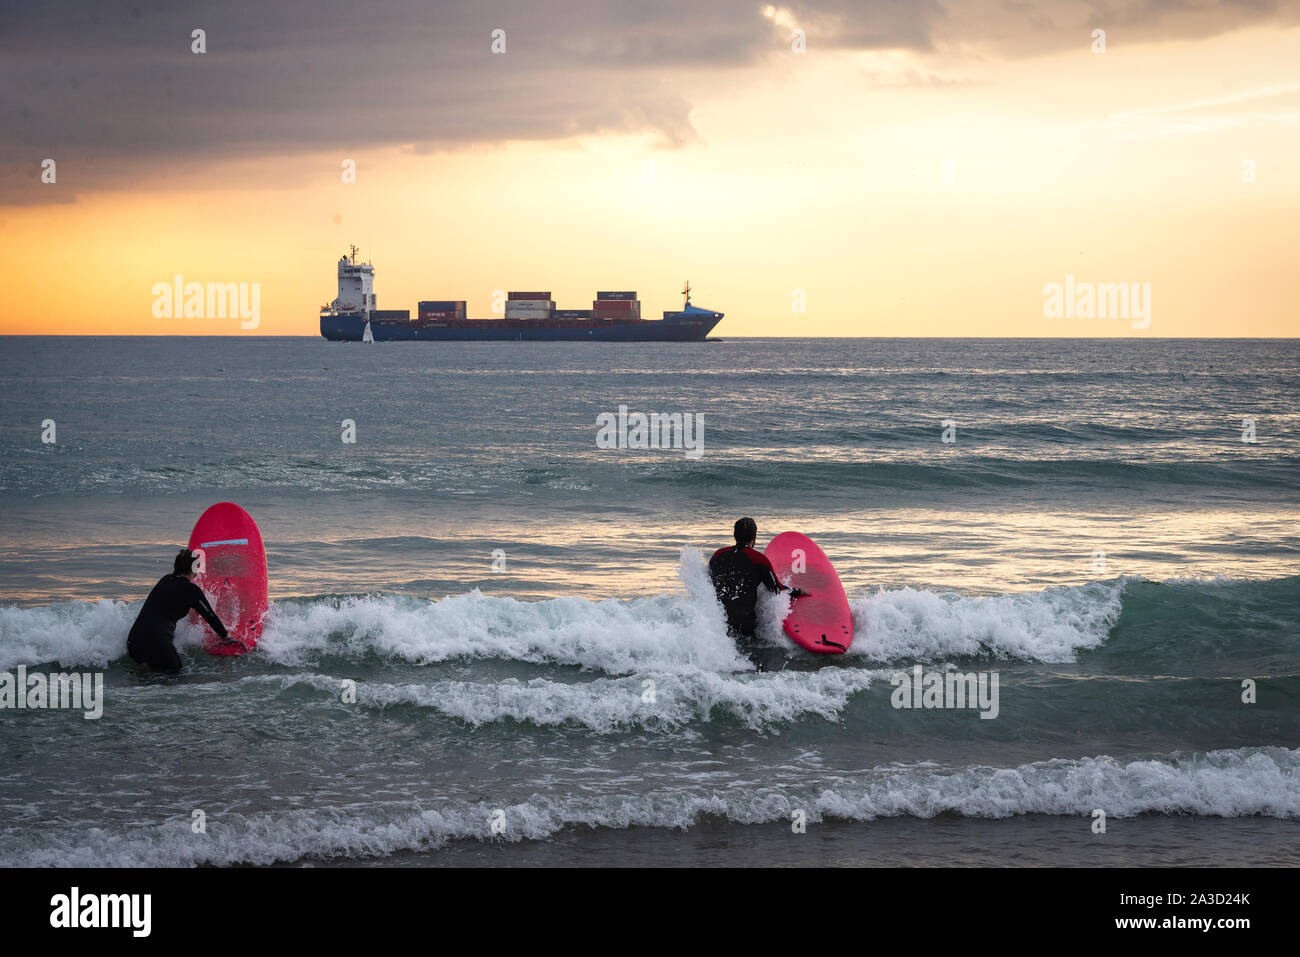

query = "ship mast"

[
  {"left": 682, "top": 280, "right": 691, "bottom": 307},
  {"left": 349, "top": 244, "right": 359, "bottom": 266}
]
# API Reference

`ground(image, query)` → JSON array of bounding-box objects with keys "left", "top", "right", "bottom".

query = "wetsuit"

[
  {"left": 127, "top": 574, "right": 228, "bottom": 673},
  {"left": 708, "top": 545, "right": 789, "bottom": 664}
]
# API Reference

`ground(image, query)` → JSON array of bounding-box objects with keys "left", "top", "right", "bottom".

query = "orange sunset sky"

[{"left": 2, "top": 0, "right": 1298, "bottom": 337}]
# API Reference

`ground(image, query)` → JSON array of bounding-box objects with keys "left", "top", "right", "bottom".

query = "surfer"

[
  {"left": 709, "top": 517, "right": 804, "bottom": 670},
  {"left": 126, "top": 549, "right": 233, "bottom": 673}
]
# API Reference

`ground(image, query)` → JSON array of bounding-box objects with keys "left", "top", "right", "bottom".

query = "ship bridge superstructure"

[{"left": 322, "top": 245, "right": 375, "bottom": 316}]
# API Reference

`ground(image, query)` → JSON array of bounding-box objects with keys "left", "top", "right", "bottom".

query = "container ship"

[{"left": 319, "top": 247, "right": 724, "bottom": 342}]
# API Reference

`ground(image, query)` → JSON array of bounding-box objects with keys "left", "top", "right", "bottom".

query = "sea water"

[{"left": 0, "top": 336, "right": 1296, "bottom": 866}]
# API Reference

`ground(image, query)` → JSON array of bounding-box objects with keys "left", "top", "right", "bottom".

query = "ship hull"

[{"left": 321, "top": 314, "right": 721, "bottom": 342}]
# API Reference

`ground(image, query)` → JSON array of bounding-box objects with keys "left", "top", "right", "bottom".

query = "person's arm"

[
  {"left": 187, "top": 583, "right": 230, "bottom": 640},
  {"left": 756, "top": 553, "right": 788, "bottom": 593},
  {"left": 756, "top": 553, "right": 806, "bottom": 598}
]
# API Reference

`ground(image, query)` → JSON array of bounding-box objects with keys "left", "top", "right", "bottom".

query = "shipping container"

[
  {"left": 369, "top": 309, "right": 410, "bottom": 319},
  {"left": 592, "top": 300, "right": 640, "bottom": 317},
  {"left": 508, "top": 291, "right": 551, "bottom": 301},
  {"left": 553, "top": 309, "right": 594, "bottom": 319},
  {"left": 418, "top": 311, "right": 462, "bottom": 320},
  {"left": 505, "top": 302, "right": 554, "bottom": 320},
  {"left": 418, "top": 300, "right": 467, "bottom": 311},
  {"left": 595, "top": 291, "right": 637, "bottom": 300}
]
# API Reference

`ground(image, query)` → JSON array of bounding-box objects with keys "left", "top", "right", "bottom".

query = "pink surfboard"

[
  {"left": 186, "top": 502, "right": 268, "bottom": 656},
  {"left": 764, "top": 532, "right": 854, "bottom": 654}
]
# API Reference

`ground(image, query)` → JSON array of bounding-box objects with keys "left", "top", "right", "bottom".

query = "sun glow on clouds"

[
  {"left": 1, "top": 5, "right": 1297, "bottom": 337},
  {"left": 761, "top": 5, "right": 801, "bottom": 34}
]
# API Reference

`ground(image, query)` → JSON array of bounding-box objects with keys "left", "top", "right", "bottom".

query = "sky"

[{"left": 1, "top": 0, "right": 1298, "bottom": 336}]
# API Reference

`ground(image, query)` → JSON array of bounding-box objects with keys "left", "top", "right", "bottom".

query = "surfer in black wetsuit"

[
  {"left": 709, "top": 518, "right": 804, "bottom": 670},
  {"left": 127, "top": 549, "right": 232, "bottom": 673}
]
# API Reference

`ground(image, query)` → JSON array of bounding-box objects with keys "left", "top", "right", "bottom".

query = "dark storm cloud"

[
  {"left": 1, "top": 0, "right": 1292, "bottom": 205},
  {"left": 3, "top": 0, "right": 786, "bottom": 204}
]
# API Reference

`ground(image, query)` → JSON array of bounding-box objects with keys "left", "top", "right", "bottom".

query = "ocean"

[{"left": 0, "top": 336, "right": 1296, "bottom": 867}]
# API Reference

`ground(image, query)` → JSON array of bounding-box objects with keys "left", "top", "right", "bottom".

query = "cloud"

[
  {"left": 1105, "top": 83, "right": 1300, "bottom": 139},
  {"left": 1, "top": 0, "right": 1294, "bottom": 205},
  {"left": 1107, "top": 83, "right": 1300, "bottom": 118}
]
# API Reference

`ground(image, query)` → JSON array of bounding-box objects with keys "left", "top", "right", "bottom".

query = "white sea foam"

[
  {"left": 0, "top": 598, "right": 135, "bottom": 670},
  {"left": 263, "top": 667, "right": 887, "bottom": 731},
  {"left": 4, "top": 747, "right": 1294, "bottom": 867},
  {"left": 0, "top": 566, "right": 1121, "bottom": 672},
  {"left": 847, "top": 581, "right": 1123, "bottom": 663}
]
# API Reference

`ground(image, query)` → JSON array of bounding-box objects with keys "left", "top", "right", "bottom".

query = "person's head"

[
  {"left": 174, "top": 548, "right": 198, "bottom": 578},
  {"left": 733, "top": 517, "right": 757, "bottom": 549}
]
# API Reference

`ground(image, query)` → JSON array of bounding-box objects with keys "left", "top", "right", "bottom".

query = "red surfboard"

[
  {"left": 186, "top": 502, "right": 268, "bottom": 656},
  {"left": 764, "top": 532, "right": 854, "bottom": 654}
]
